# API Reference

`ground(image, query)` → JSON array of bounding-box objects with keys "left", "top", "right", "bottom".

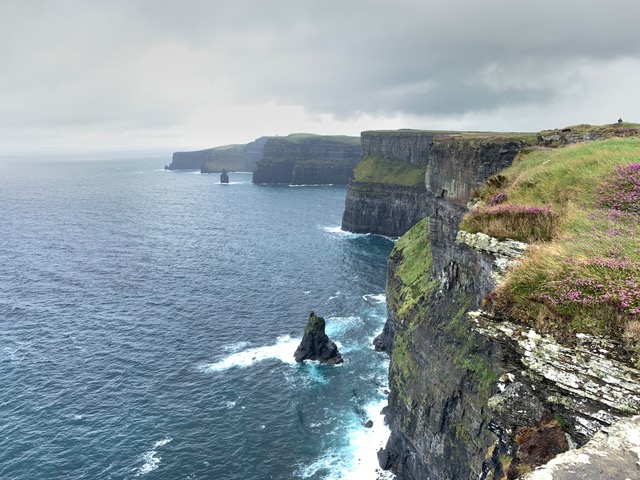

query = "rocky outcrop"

[
  {"left": 252, "top": 134, "right": 361, "bottom": 185},
  {"left": 220, "top": 169, "right": 229, "bottom": 183},
  {"left": 522, "top": 415, "right": 640, "bottom": 480},
  {"left": 537, "top": 123, "right": 640, "bottom": 147},
  {"left": 294, "top": 312, "right": 343, "bottom": 364}
]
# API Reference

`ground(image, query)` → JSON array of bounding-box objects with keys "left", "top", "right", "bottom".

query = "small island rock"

[
  {"left": 220, "top": 169, "right": 229, "bottom": 183},
  {"left": 294, "top": 311, "right": 343, "bottom": 364}
]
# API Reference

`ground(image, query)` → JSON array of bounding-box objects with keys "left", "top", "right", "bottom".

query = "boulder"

[
  {"left": 220, "top": 169, "right": 229, "bottom": 183},
  {"left": 294, "top": 311, "right": 343, "bottom": 364}
]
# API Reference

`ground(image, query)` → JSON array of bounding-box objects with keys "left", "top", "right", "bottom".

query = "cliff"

[
  {"left": 167, "top": 147, "right": 216, "bottom": 170},
  {"left": 252, "top": 134, "right": 361, "bottom": 184},
  {"left": 342, "top": 130, "right": 532, "bottom": 237},
  {"left": 341, "top": 131, "right": 435, "bottom": 236},
  {"left": 167, "top": 136, "right": 270, "bottom": 172},
  {"left": 371, "top": 124, "right": 640, "bottom": 479}
]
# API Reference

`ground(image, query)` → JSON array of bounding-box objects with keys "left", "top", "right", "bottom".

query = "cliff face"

[
  {"left": 375, "top": 130, "right": 640, "bottom": 479},
  {"left": 252, "top": 134, "right": 361, "bottom": 184},
  {"left": 360, "top": 130, "right": 437, "bottom": 165},
  {"left": 342, "top": 182, "right": 430, "bottom": 236},
  {"left": 169, "top": 137, "right": 271, "bottom": 173},
  {"left": 375, "top": 133, "right": 534, "bottom": 479},
  {"left": 341, "top": 131, "right": 438, "bottom": 237},
  {"left": 167, "top": 148, "right": 215, "bottom": 170}
]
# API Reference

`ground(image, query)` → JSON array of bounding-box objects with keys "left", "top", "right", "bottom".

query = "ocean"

[{"left": 0, "top": 156, "right": 395, "bottom": 480}]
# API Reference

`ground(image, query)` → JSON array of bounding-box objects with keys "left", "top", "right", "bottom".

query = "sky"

[{"left": 2, "top": 0, "right": 640, "bottom": 153}]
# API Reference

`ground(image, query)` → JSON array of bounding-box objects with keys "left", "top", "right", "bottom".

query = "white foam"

[
  {"left": 134, "top": 437, "right": 172, "bottom": 477},
  {"left": 302, "top": 362, "right": 330, "bottom": 384},
  {"left": 299, "top": 393, "right": 394, "bottom": 479},
  {"left": 322, "top": 226, "right": 368, "bottom": 238},
  {"left": 362, "top": 293, "right": 387, "bottom": 306},
  {"left": 343, "top": 399, "right": 395, "bottom": 479},
  {"left": 289, "top": 184, "right": 335, "bottom": 187},
  {"left": 201, "top": 335, "right": 299, "bottom": 372}
]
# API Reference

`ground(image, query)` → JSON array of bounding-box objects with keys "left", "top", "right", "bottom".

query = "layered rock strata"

[
  {"left": 341, "top": 131, "right": 439, "bottom": 237},
  {"left": 371, "top": 129, "right": 640, "bottom": 479},
  {"left": 252, "top": 134, "right": 361, "bottom": 185}
]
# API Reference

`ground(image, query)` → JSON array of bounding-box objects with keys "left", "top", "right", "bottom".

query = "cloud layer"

[{"left": 2, "top": 0, "right": 639, "bottom": 151}]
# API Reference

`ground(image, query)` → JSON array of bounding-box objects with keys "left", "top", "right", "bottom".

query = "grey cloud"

[{"left": 1, "top": 0, "right": 639, "bottom": 148}]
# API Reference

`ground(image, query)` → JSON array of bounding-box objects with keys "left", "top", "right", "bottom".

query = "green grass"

[
  {"left": 212, "top": 144, "right": 244, "bottom": 152},
  {"left": 464, "top": 137, "right": 640, "bottom": 360},
  {"left": 363, "top": 129, "right": 456, "bottom": 135},
  {"left": 353, "top": 155, "right": 427, "bottom": 186},
  {"left": 463, "top": 138, "right": 640, "bottom": 239},
  {"left": 389, "top": 217, "right": 433, "bottom": 316},
  {"left": 284, "top": 133, "right": 360, "bottom": 145}
]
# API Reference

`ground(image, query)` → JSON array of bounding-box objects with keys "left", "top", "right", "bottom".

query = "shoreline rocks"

[{"left": 294, "top": 311, "right": 343, "bottom": 365}]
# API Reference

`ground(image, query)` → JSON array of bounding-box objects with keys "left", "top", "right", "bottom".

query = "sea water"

[{"left": 0, "top": 156, "right": 395, "bottom": 479}]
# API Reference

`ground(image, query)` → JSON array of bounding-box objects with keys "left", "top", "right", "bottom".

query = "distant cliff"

[
  {"left": 359, "top": 124, "right": 640, "bottom": 479},
  {"left": 252, "top": 134, "right": 361, "bottom": 184},
  {"left": 167, "top": 148, "right": 217, "bottom": 170},
  {"left": 201, "top": 137, "right": 271, "bottom": 173},
  {"left": 341, "top": 131, "right": 437, "bottom": 236},
  {"left": 167, "top": 137, "right": 270, "bottom": 172}
]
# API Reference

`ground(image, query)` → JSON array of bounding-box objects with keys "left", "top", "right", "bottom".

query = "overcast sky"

[{"left": 2, "top": 0, "right": 640, "bottom": 153}]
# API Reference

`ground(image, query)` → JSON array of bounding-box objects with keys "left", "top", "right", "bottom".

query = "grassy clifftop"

[
  {"left": 353, "top": 155, "right": 427, "bottom": 186},
  {"left": 461, "top": 136, "right": 640, "bottom": 361},
  {"left": 283, "top": 133, "right": 361, "bottom": 145}
]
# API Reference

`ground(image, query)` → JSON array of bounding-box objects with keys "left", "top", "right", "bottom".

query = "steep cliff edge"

[
  {"left": 341, "top": 131, "right": 438, "bottom": 237},
  {"left": 376, "top": 125, "right": 640, "bottom": 479},
  {"left": 167, "top": 137, "right": 270, "bottom": 172},
  {"left": 252, "top": 134, "right": 361, "bottom": 184}
]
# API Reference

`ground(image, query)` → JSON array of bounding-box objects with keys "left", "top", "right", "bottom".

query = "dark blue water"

[{"left": 0, "top": 157, "right": 395, "bottom": 480}]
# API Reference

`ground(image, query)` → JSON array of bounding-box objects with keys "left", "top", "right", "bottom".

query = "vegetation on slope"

[
  {"left": 201, "top": 144, "right": 245, "bottom": 173},
  {"left": 284, "top": 133, "right": 360, "bottom": 145},
  {"left": 353, "top": 155, "right": 426, "bottom": 186},
  {"left": 460, "top": 137, "right": 640, "bottom": 362},
  {"left": 387, "top": 217, "right": 434, "bottom": 316}
]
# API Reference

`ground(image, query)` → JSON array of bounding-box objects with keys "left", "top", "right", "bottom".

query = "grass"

[
  {"left": 462, "top": 204, "right": 557, "bottom": 242},
  {"left": 353, "top": 155, "right": 427, "bottom": 186},
  {"left": 464, "top": 137, "right": 640, "bottom": 361},
  {"left": 284, "top": 133, "right": 360, "bottom": 145},
  {"left": 389, "top": 218, "right": 497, "bottom": 399},
  {"left": 388, "top": 217, "right": 433, "bottom": 317}
]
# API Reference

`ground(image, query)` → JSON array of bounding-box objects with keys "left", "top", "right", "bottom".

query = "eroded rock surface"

[
  {"left": 294, "top": 312, "right": 343, "bottom": 365},
  {"left": 522, "top": 415, "right": 640, "bottom": 480}
]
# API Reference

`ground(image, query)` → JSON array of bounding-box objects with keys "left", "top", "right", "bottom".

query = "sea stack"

[
  {"left": 220, "top": 169, "right": 229, "bottom": 183},
  {"left": 294, "top": 311, "right": 343, "bottom": 364}
]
